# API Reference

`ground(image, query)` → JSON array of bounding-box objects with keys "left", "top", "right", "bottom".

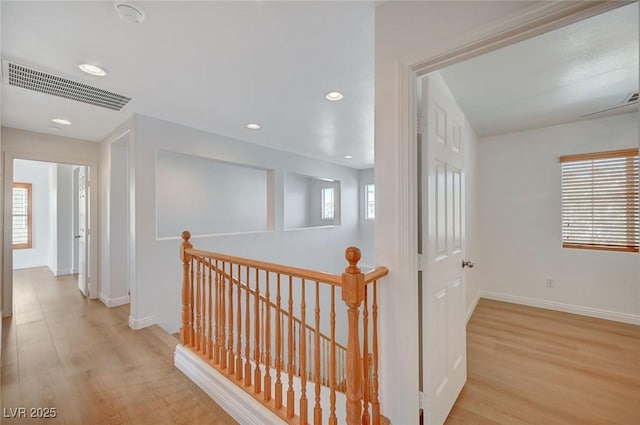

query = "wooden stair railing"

[
  {"left": 179, "top": 231, "right": 389, "bottom": 425},
  {"left": 217, "top": 266, "right": 349, "bottom": 392}
]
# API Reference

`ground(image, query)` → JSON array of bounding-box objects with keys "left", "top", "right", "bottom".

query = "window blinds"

[
  {"left": 13, "top": 183, "right": 32, "bottom": 249},
  {"left": 560, "top": 149, "right": 639, "bottom": 252}
]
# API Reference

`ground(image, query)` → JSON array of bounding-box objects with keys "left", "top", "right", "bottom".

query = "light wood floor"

[
  {"left": 445, "top": 299, "right": 640, "bottom": 425},
  {"left": 1, "top": 267, "right": 239, "bottom": 425}
]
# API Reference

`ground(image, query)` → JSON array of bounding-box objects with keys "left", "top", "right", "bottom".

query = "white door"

[
  {"left": 420, "top": 72, "right": 468, "bottom": 425},
  {"left": 78, "top": 166, "right": 89, "bottom": 296}
]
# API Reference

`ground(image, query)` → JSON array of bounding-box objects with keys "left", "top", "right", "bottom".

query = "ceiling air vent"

[
  {"left": 625, "top": 92, "right": 639, "bottom": 104},
  {"left": 6, "top": 61, "right": 131, "bottom": 111}
]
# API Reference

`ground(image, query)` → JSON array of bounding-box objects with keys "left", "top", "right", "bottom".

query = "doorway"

[
  {"left": 411, "top": 3, "right": 635, "bottom": 424},
  {"left": 2, "top": 154, "right": 98, "bottom": 317}
]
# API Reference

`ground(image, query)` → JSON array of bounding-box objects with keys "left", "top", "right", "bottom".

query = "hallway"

[{"left": 1, "top": 268, "right": 238, "bottom": 425}]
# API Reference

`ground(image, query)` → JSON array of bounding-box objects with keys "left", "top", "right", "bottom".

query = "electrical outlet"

[{"left": 546, "top": 278, "right": 554, "bottom": 288}]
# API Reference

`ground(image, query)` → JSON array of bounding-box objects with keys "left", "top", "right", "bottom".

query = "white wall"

[
  {"left": 477, "top": 113, "right": 639, "bottom": 318},
  {"left": 358, "top": 168, "right": 374, "bottom": 267},
  {"left": 118, "top": 114, "right": 361, "bottom": 333},
  {"left": 156, "top": 149, "right": 271, "bottom": 237},
  {"left": 53, "top": 164, "right": 74, "bottom": 276},
  {"left": 47, "top": 164, "right": 57, "bottom": 273},
  {"left": 108, "top": 142, "right": 130, "bottom": 305},
  {"left": 12, "top": 160, "right": 53, "bottom": 269},
  {"left": 283, "top": 172, "right": 311, "bottom": 229}
]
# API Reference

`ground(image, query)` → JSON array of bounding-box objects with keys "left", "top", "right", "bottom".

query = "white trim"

[
  {"left": 174, "top": 344, "right": 286, "bottom": 425},
  {"left": 128, "top": 314, "right": 155, "bottom": 330},
  {"left": 51, "top": 268, "right": 74, "bottom": 277},
  {"left": 466, "top": 293, "right": 480, "bottom": 324},
  {"left": 479, "top": 291, "right": 640, "bottom": 326},
  {"left": 99, "top": 293, "right": 130, "bottom": 308}
]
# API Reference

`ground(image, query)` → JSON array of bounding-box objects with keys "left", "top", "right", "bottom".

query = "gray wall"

[
  {"left": 116, "top": 114, "right": 362, "bottom": 333},
  {"left": 358, "top": 168, "right": 374, "bottom": 267},
  {"left": 156, "top": 150, "right": 271, "bottom": 237},
  {"left": 284, "top": 172, "right": 311, "bottom": 229}
]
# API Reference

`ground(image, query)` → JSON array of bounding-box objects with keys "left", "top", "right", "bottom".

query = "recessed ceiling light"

[
  {"left": 246, "top": 123, "right": 261, "bottom": 130},
  {"left": 48, "top": 126, "right": 60, "bottom": 132},
  {"left": 114, "top": 2, "right": 146, "bottom": 24},
  {"left": 325, "top": 91, "right": 344, "bottom": 101},
  {"left": 51, "top": 118, "right": 71, "bottom": 125},
  {"left": 343, "top": 155, "right": 353, "bottom": 159},
  {"left": 78, "top": 63, "right": 107, "bottom": 77}
]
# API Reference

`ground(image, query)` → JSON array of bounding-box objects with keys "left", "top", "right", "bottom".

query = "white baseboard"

[
  {"left": 128, "top": 315, "right": 156, "bottom": 330},
  {"left": 46, "top": 266, "right": 74, "bottom": 276},
  {"left": 174, "top": 344, "right": 286, "bottom": 425},
  {"left": 466, "top": 293, "right": 480, "bottom": 323},
  {"left": 480, "top": 291, "right": 640, "bottom": 326},
  {"left": 99, "top": 293, "right": 130, "bottom": 308}
]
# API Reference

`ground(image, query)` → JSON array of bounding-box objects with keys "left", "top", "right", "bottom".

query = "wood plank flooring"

[
  {"left": 445, "top": 299, "right": 640, "bottom": 425},
  {"left": 1, "top": 267, "right": 239, "bottom": 425}
]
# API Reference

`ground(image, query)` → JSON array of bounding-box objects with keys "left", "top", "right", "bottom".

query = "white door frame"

[
  {"left": 2, "top": 152, "right": 99, "bottom": 315},
  {"left": 379, "top": 1, "right": 627, "bottom": 422}
]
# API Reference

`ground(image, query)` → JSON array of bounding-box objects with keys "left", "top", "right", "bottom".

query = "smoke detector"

[{"left": 114, "top": 2, "right": 146, "bottom": 24}]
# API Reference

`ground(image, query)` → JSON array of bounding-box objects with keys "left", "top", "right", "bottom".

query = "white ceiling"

[
  {"left": 1, "top": 1, "right": 375, "bottom": 168},
  {"left": 440, "top": 2, "right": 639, "bottom": 137},
  {"left": 1, "top": 2, "right": 637, "bottom": 170}
]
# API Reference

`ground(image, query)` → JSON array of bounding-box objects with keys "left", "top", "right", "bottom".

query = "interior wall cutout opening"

[
  {"left": 156, "top": 150, "right": 273, "bottom": 238},
  {"left": 284, "top": 172, "right": 341, "bottom": 229},
  {"left": 365, "top": 183, "right": 375, "bottom": 220}
]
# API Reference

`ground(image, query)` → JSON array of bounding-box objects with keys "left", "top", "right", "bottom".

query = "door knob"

[
  {"left": 74, "top": 235, "right": 81, "bottom": 239},
  {"left": 462, "top": 260, "right": 475, "bottom": 269}
]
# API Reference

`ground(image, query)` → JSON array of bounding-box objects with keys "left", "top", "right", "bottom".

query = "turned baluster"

[
  {"left": 180, "top": 231, "right": 193, "bottom": 346},
  {"left": 207, "top": 259, "right": 213, "bottom": 360},
  {"left": 244, "top": 266, "right": 252, "bottom": 387},
  {"left": 372, "top": 281, "right": 381, "bottom": 425},
  {"left": 286, "top": 276, "right": 295, "bottom": 418},
  {"left": 314, "top": 281, "right": 322, "bottom": 425},
  {"left": 196, "top": 258, "right": 202, "bottom": 352},
  {"left": 299, "top": 278, "right": 308, "bottom": 425},
  {"left": 264, "top": 272, "right": 272, "bottom": 401},
  {"left": 254, "top": 268, "right": 262, "bottom": 394},
  {"left": 236, "top": 264, "right": 243, "bottom": 381},
  {"left": 362, "top": 284, "right": 370, "bottom": 425},
  {"left": 329, "top": 283, "right": 337, "bottom": 425},
  {"left": 227, "top": 262, "right": 235, "bottom": 375},
  {"left": 342, "top": 247, "right": 365, "bottom": 425},
  {"left": 275, "top": 273, "right": 283, "bottom": 409}
]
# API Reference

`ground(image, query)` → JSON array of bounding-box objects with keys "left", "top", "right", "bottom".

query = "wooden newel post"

[
  {"left": 342, "top": 246, "right": 365, "bottom": 425},
  {"left": 180, "top": 231, "right": 193, "bottom": 346}
]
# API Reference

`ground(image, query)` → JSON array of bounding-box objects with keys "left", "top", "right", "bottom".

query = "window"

[
  {"left": 560, "top": 148, "right": 638, "bottom": 252},
  {"left": 13, "top": 182, "right": 32, "bottom": 250},
  {"left": 365, "top": 183, "right": 375, "bottom": 220},
  {"left": 321, "top": 187, "right": 334, "bottom": 220}
]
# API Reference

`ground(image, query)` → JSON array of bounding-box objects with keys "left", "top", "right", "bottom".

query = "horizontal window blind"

[
  {"left": 13, "top": 182, "right": 32, "bottom": 249},
  {"left": 560, "top": 149, "right": 639, "bottom": 253}
]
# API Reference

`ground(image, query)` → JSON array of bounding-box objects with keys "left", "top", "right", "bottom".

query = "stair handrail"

[{"left": 179, "top": 231, "right": 389, "bottom": 425}]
